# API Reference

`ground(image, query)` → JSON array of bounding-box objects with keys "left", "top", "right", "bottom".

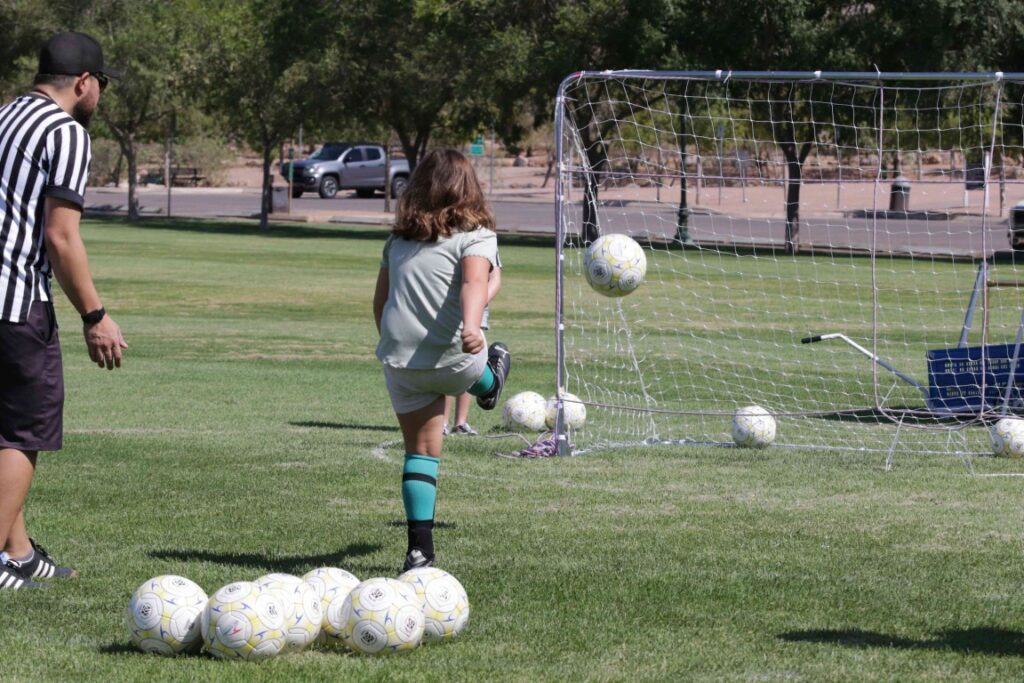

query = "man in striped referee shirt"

[{"left": 0, "top": 32, "right": 127, "bottom": 590}]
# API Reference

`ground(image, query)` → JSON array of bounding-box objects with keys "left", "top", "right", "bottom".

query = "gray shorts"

[
  {"left": 383, "top": 351, "right": 487, "bottom": 414},
  {"left": 0, "top": 301, "right": 64, "bottom": 451}
]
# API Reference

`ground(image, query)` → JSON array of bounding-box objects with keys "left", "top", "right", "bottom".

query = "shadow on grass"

[
  {"left": 98, "top": 643, "right": 138, "bottom": 656},
  {"left": 779, "top": 627, "right": 1024, "bottom": 657},
  {"left": 806, "top": 407, "right": 982, "bottom": 426},
  {"left": 387, "top": 519, "right": 456, "bottom": 529},
  {"left": 289, "top": 420, "right": 396, "bottom": 432},
  {"left": 149, "top": 542, "right": 379, "bottom": 574},
  {"left": 86, "top": 215, "right": 386, "bottom": 241},
  {"left": 85, "top": 215, "right": 560, "bottom": 248}
]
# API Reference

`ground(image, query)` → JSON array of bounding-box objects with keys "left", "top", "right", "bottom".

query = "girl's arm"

[
  {"left": 460, "top": 256, "right": 490, "bottom": 353},
  {"left": 372, "top": 267, "right": 389, "bottom": 334},
  {"left": 486, "top": 266, "right": 502, "bottom": 304}
]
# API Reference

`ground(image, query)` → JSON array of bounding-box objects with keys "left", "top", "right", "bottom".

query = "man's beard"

[{"left": 71, "top": 101, "right": 94, "bottom": 128}]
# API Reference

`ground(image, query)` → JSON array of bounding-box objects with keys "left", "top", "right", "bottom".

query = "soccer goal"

[{"left": 552, "top": 70, "right": 1024, "bottom": 457}]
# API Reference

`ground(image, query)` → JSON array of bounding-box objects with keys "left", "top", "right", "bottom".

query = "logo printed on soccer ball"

[
  {"left": 302, "top": 567, "right": 360, "bottom": 648},
  {"left": 991, "top": 417, "right": 1024, "bottom": 458},
  {"left": 545, "top": 391, "right": 587, "bottom": 430},
  {"left": 731, "top": 405, "right": 777, "bottom": 448},
  {"left": 398, "top": 567, "right": 470, "bottom": 642},
  {"left": 502, "top": 390, "right": 548, "bottom": 431},
  {"left": 201, "top": 581, "right": 288, "bottom": 661},
  {"left": 584, "top": 233, "right": 647, "bottom": 297},
  {"left": 257, "top": 572, "right": 324, "bottom": 652},
  {"left": 340, "top": 578, "right": 424, "bottom": 655},
  {"left": 127, "top": 575, "right": 208, "bottom": 656}
]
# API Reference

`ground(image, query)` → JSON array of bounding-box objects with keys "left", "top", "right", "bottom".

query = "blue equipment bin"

[{"left": 926, "top": 343, "right": 1024, "bottom": 413}]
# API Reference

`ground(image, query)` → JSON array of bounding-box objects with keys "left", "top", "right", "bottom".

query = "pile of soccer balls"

[
  {"left": 502, "top": 390, "right": 587, "bottom": 433},
  {"left": 126, "top": 565, "right": 469, "bottom": 660}
]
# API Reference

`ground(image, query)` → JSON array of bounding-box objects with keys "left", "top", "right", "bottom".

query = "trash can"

[
  {"left": 965, "top": 160, "right": 986, "bottom": 190},
  {"left": 271, "top": 186, "right": 289, "bottom": 214},
  {"left": 889, "top": 176, "right": 910, "bottom": 212}
]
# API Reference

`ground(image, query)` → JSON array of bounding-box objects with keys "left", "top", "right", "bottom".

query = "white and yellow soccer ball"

[
  {"left": 397, "top": 567, "right": 470, "bottom": 643},
  {"left": 990, "top": 417, "right": 1024, "bottom": 457},
  {"left": 255, "top": 573, "right": 322, "bottom": 652},
  {"left": 338, "top": 577, "right": 424, "bottom": 655},
  {"left": 584, "top": 233, "right": 647, "bottom": 297},
  {"left": 126, "top": 575, "right": 208, "bottom": 655},
  {"left": 201, "top": 581, "right": 287, "bottom": 661},
  {"left": 731, "top": 405, "right": 777, "bottom": 448},
  {"left": 301, "top": 567, "right": 360, "bottom": 648},
  {"left": 544, "top": 391, "right": 587, "bottom": 430},
  {"left": 502, "top": 390, "right": 548, "bottom": 431}
]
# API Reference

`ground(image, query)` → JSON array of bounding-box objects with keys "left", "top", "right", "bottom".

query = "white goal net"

[{"left": 553, "top": 70, "right": 1024, "bottom": 457}]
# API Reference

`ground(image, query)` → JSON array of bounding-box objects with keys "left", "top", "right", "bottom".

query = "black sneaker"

[
  {"left": 452, "top": 423, "right": 478, "bottom": 436},
  {"left": 476, "top": 342, "right": 511, "bottom": 410},
  {"left": 402, "top": 549, "right": 434, "bottom": 572},
  {"left": 0, "top": 563, "right": 44, "bottom": 590},
  {"left": 6, "top": 539, "right": 78, "bottom": 579}
]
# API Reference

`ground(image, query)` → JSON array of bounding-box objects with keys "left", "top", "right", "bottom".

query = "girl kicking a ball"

[{"left": 372, "top": 148, "right": 511, "bottom": 570}]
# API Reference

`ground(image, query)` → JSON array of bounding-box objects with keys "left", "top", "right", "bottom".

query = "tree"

[
  {"left": 200, "top": 0, "right": 334, "bottom": 229},
  {"left": 0, "top": 0, "right": 55, "bottom": 98},
  {"left": 328, "top": 1, "right": 535, "bottom": 170},
  {"left": 70, "top": 0, "right": 204, "bottom": 220}
]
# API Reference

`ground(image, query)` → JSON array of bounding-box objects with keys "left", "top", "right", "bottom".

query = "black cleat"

[
  {"left": 402, "top": 549, "right": 434, "bottom": 572},
  {"left": 6, "top": 539, "right": 78, "bottom": 579},
  {"left": 0, "top": 563, "right": 45, "bottom": 590},
  {"left": 476, "top": 342, "right": 511, "bottom": 410}
]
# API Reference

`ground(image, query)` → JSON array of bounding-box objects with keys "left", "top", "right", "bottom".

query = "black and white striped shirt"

[{"left": 0, "top": 93, "right": 91, "bottom": 323}]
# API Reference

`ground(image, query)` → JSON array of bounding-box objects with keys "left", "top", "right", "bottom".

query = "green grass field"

[{"left": 3, "top": 217, "right": 1024, "bottom": 682}]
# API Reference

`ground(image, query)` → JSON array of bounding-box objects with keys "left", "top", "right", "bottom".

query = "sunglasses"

[{"left": 91, "top": 73, "right": 109, "bottom": 92}]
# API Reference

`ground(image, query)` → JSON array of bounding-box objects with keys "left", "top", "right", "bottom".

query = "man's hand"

[
  {"left": 461, "top": 326, "right": 485, "bottom": 354},
  {"left": 84, "top": 315, "right": 127, "bottom": 369}
]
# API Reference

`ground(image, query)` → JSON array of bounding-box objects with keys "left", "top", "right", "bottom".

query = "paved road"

[{"left": 86, "top": 186, "right": 1014, "bottom": 256}]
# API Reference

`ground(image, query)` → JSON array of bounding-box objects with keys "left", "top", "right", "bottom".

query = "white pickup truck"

[{"left": 281, "top": 142, "right": 410, "bottom": 199}]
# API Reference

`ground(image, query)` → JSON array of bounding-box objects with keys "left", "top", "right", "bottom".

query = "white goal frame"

[{"left": 552, "top": 70, "right": 1024, "bottom": 457}]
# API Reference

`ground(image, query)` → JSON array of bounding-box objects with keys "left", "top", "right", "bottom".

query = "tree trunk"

[
  {"left": 781, "top": 141, "right": 811, "bottom": 254},
  {"left": 260, "top": 136, "right": 272, "bottom": 230},
  {"left": 676, "top": 117, "right": 690, "bottom": 244},
  {"left": 111, "top": 149, "right": 123, "bottom": 187},
  {"left": 580, "top": 126, "right": 606, "bottom": 244},
  {"left": 126, "top": 138, "right": 139, "bottom": 221}
]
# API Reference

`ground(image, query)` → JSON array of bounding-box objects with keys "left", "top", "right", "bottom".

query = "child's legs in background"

[{"left": 454, "top": 393, "right": 472, "bottom": 426}]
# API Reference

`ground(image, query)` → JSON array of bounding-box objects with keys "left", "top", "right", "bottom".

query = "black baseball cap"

[{"left": 38, "top": 31, "right": 122, "bottom": 80}]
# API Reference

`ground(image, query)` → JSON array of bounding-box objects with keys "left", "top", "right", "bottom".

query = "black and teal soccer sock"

[
  {"left": 402, "top": 454, "right": 440, "bottom": 557},
  {"left": 467, "top": 365, "right": 495, "bottom": 397}
]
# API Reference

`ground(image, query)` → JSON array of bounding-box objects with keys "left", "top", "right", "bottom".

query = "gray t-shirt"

[{"left": 376, "top": 228, "right": 498, "bottom": 369}]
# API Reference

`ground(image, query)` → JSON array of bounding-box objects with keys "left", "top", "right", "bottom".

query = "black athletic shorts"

[{"left": 0, "top": 301, "right": 64, "bottom": 451}]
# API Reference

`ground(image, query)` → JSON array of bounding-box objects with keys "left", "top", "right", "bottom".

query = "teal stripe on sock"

[
  {"left": 468, "top": 365, "right": 495, "bottom": 397},
  {"left": 402, "top": 454, "right": 439, "bottom": 522}
]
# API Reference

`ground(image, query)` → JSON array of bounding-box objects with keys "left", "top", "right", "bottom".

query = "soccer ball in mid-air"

[
  {"left": 201, "top": 581, "right": 287, "bottom": 660},
  {"left": 397, "top": 567, "right": 470, "bottom": 642},
  {"left": 544, "top": 391, "right": 587, "bottom": 430},
  {"left": 339, "top": 577, "right": 425, "bottom": 655},
  {"left": 502, "top": 391, "right": 548, "bottom": 431},
  {"left": 990, "top": 417, "right": 1024, "bottom": 457},
  {"left": 732, "top": 405, "right": 776, "bottom": 448},
  {"left": 256, "top": 573, "right": 322, "bottom": 652},
  {"left": 301, "top": 567, "right": 360, "bottom": 648},
  {"left": 126, "top": 575, "right": 208, "bottom": 655},
  {"left": 584, "top": 233, "right": 647, "bottom": 297}
]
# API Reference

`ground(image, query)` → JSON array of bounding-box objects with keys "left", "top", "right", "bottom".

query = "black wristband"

[{"left": 82, "top": 307, "right": 106, "bottom": 325}]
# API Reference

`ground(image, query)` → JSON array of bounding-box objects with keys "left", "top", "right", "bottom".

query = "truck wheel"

[
  {"left": 391, "top": 175, "right": 409, "bottom": 198},
  {"left": 355, "top": 188, "right": 376, "bottom": 199},
  {"left": 291, "top": 188, "right": 303, "bottom": 199},
  {"left": 318, "top": 176, "right": 339, "bottom": 199}
]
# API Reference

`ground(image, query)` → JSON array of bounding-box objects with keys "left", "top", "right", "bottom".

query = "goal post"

[{"left": 552, "top": 70, "right": 1024, "bottom": 457}]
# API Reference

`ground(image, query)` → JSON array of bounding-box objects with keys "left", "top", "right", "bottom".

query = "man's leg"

[{"left": 0, "top": 448, "right": 36, "bottom": 558}]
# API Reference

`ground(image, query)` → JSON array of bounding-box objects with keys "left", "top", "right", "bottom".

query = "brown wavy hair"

[{"left": 393, "top": 148, "right": 495, "bottom": 241}]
